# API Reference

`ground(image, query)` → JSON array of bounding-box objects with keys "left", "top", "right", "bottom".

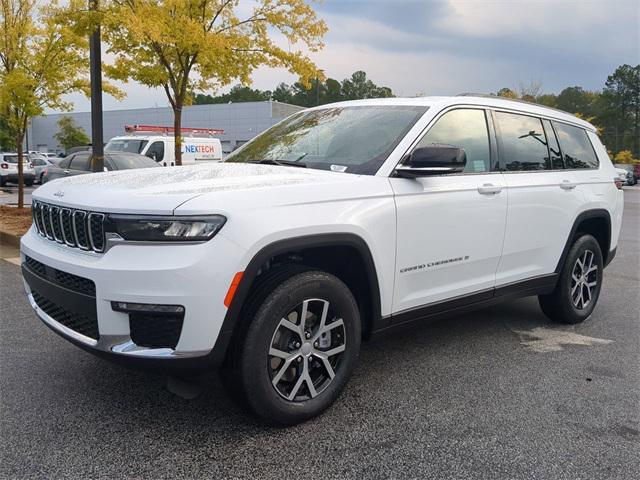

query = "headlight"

[{"left": 108, "top": 215, "right": 226, "bottom": 242}]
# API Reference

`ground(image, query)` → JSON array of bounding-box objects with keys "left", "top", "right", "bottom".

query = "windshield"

[
  {"left": 109, "top": 153, "right": 160, "bottom": 170},
  {"left": 225, "top": 106, "right": 427, "bottom": 175},
  {"left": 105, "top": 139, "right": 149, "bottom": 154}
]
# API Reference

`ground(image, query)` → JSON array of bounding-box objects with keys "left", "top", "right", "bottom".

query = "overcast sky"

[{"left": 62, "top": 0, "right": 639, "bottom": 112}]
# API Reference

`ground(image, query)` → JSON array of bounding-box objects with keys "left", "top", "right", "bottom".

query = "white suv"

[{"left": 21, "top": 96, "right": 623, "bottom": 425}]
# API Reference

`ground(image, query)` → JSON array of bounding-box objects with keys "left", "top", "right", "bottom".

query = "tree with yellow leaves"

[
  {"left": 101, "top": 0, "right": 327, "bottom": 165},
  {"left": 0, "top": 0, "right": 113, "bottom": 208}
]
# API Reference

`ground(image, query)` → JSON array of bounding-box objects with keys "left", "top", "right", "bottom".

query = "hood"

[{"left": 33, "top": 163, "right": 355, "bottom": 214}]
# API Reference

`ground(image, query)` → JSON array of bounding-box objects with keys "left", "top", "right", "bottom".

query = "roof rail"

[{"left": 455, "top": 92, "right": 577, "bottom": 118}]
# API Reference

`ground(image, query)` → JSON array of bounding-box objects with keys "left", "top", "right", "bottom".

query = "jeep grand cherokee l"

[{"left": 21, "top": 96, "right": 623, "bottom": 425}]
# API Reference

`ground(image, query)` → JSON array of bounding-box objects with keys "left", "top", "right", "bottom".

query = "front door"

[{"left": 390, "top": 107, "right": 508, "bottom": 314}]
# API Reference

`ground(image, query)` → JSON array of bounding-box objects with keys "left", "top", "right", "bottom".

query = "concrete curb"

[{"left": 0, "top": 230, "right": 21, "bottom": 248}]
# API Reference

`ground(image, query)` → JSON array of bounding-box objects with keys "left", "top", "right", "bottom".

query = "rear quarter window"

[{"left": 553, "top": 122, "right": 599, "bottom": 169}]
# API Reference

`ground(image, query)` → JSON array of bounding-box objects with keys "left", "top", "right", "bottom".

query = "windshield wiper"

[{"left": 248, "top": 159, "right": 307, "bottom": 168}]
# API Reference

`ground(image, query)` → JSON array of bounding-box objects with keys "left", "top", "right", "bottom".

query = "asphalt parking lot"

[
  {"left": 1, "top": 191, "right": 638, "bottom": 479},
  {"left": 0, "top": 185, "right": 36, "bottom": 206}
]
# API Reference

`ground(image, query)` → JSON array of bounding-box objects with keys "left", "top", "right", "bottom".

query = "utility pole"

[{"left": 89, "top": 0, "right": 104, "bottom": 172}]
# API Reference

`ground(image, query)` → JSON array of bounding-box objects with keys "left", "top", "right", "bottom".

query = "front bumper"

[{"left": 21, "top": 227, "right": 246, "bottom": 371}]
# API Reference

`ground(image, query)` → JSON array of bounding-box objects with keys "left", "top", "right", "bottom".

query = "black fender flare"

[
  {"left": 212, "top": 233, "right": 382, "bottom": 360},
  {"left": 555, "top": 209, "right": 612, "bottom": 273}
]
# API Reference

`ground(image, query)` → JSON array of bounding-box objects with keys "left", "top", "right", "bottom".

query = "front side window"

[
  {"left": 145, "top": 141, "right": 165, "bottom": 162},
  {"left": 495, "top": 112, "right": 549, "bottom": 171},
  {"left": 414, "top": 108, "right": 491, "bottom": 173},
  {"left": 225, "top": 106, "right": 427, "bottom": 175},
  {"left": 553, "top": 122, "right": 599, "bottom": 169}
]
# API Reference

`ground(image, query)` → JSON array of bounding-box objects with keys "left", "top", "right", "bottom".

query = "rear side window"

[
  {"left": 70, "top": 153, "right": 91, "bottom": 171},
  {"left": 415, "top": 108, "right": 491, "bottom": 173},
  {"left": 495, "top": 112, "right": 548, "bottom": 171},
  {"left": 553, "top": 122, "right": 599, "bottom": 169}
]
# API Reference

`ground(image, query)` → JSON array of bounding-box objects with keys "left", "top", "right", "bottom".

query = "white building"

[{"left": 28, "top": 101, "right": 304, "bottom": 155}]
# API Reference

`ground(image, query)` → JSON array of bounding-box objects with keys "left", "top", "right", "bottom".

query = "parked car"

[
  {"left": 41, "top": 151, "right": 159, "bottom": 183},
  {"left": 0, "top": 153, "right": 36, "bottom": 187},
  {"left": 614, "top": 163, "right": 637, "bottom": 186},
  {"left": 41, "top": 152, "right": 64, "bottom": 162},
  {"left": 615, "top": 167, "right": 630, "bottom": 186},
  {"left": 22, "top": 96, "right": 623, "bottom": 425},
  {"left": 28, "top": 154, "right": 59, "bottom": 184}
]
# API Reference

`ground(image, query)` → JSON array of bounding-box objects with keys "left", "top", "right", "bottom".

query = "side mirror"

[{"left": 395, "top": 144, "right": 466, "bottom": 178}]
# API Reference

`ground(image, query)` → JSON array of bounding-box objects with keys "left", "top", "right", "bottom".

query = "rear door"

[
  {"left": 390, "top": 107, "right": 508, "bottom": 314},
  {"left": 494, "top": 111, "right": 583, "bottom": 286}
]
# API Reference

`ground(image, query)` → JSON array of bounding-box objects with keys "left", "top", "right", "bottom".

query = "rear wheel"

[
  {"left": 539, "top": 234, "right": 603, "bottom": 324},
  {"left": 223, "top": 269, "right": 360, "bottom": 425}
]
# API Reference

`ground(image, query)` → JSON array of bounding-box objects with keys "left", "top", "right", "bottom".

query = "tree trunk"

[
  {"left": 16, "top": 134, "right": 24, "bottom": 209},
  {"left": 173, "top": 105, "right": 182, "bottom": 166}
]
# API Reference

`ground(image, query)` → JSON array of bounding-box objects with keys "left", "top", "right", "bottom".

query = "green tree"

[
  {"left": 0, "top": 114, "right": 15, "bottom": 151},
  {"left": 0, "top": 0, "right": 98, "bottom": 208},
  {"left": 601, "top": 64, "right": 640, "bottom": 156},
  {"left": 101, "top": 0, "right": 327, "bottom": 165},
  {"left": 555, "top": 86, "right": 598, "bottom": 116},
  {"left": 53, "top": 116, "right": 90, "bottom": 152},
  {"left": 341, "top": 71, "right": 394, "bottom": 100},
  {"left": 496, "top": 87, "right": 518, "bottom": 99}
]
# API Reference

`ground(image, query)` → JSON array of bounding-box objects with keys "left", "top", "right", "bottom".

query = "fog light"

[{"left": 111, "top": 301, "right": 185, "bottom": 315}]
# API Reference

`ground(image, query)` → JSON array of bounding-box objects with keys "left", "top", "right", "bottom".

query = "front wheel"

[
  {"left": 539, "top": 234, "right": 603, "bottom": 324},
  {"left": 225, "top": 269, "right": 361, "bottom": 425}
]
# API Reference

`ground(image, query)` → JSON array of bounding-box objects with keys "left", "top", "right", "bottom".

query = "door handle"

[
  {"left": 559, "top": 180, "right": 576, "bottom": 190},
  {"left": 477, "top": 183, "right": 502, "bottom": 195},
  {"left": 63, "top": 169, "right": 70, "bottom": 174}
]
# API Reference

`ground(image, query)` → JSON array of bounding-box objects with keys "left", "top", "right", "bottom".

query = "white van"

[{"left": 105, "top": 135, "right": 223, "bottom": 166}]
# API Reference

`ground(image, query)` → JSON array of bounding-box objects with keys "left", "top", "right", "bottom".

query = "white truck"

[{"left": 105, "top": 125, "right": 223, "bottom": 166}]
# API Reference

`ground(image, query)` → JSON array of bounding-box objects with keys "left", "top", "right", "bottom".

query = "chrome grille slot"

[
  {"left": 50, "top": 206, "right": 64, "bottom": 243},
  {"left": 88, "top": 213, "right": 105, "bottom": 252},
  {"left": 73, "top": 211, "right": 89, "bottom": 250},
  {"left": 60, "top": 208, "right": 75, "bottom": 246},
  {"left": 42, "top": 204, "right": 53, "bottom": 239},
  {"left": 32, "top": 200, "right": 106, "bottom": 254}
]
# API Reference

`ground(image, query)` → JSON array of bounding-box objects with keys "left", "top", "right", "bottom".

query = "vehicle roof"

[{"left": 307, "top": 95, "right": 596, "bottom": 132}]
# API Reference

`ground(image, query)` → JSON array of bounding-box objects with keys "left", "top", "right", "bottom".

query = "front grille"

[
  {"left": 24, "top": 256, "right": 96, "bottom": 296},
  {"left": 129, "top": 313, "right": 184, "bottom": 349},
  {"left": 32, "top": 200, "right": 105, "bottom": 253},
  {"left": 32, "top": 291, "right": 99, "bottom": 340}
]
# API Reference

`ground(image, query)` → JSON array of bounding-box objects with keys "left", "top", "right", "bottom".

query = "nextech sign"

[{"left": 183, "top": 144, "right": 218, "bottom": 154}]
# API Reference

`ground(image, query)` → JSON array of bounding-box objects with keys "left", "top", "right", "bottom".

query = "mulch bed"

[{"left": 0, "top": 205, "right": 33, "bottom": 237}]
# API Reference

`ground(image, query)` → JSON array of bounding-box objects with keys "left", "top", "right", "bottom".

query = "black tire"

[
  {"left": 0, "top": 176, "right": 5, "bottom": 187},
  {"left": 223, "top": 267, "right": 361, "bottom": 425},
  {"left": 25, "top": 180, "right": 33, "bottom": 187},
  {"left": 539, "top": 234, "right": 603, "bottom": 324}
]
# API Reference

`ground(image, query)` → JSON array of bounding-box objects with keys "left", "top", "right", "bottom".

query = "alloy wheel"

[
  {"left": 268, "top": 298, "right": 346, "bottom": 401},
  {"left": 570, "top": 249, "right": 598, "bottom": 310}
]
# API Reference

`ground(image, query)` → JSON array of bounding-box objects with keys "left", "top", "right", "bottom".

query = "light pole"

[{"left": 89, "top": 0, "right": 104, "bottom": 172}]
